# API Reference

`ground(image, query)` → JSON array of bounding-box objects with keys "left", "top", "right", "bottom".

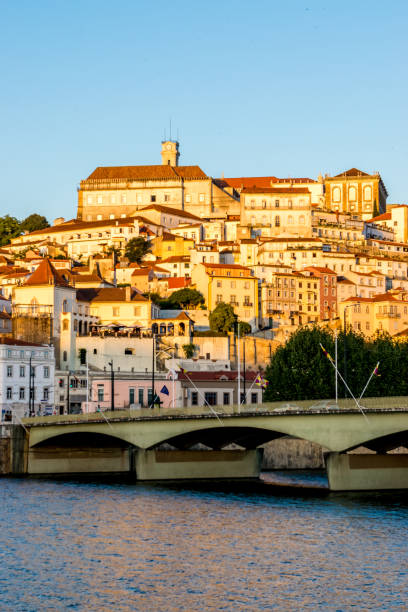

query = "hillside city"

[{"left": 0, "top": 139, "right": 406, "bottom": 420}]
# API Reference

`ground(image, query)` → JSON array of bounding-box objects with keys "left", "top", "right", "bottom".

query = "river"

[{"left": 1, "top": 472, "right": 407, "bottom": 611}]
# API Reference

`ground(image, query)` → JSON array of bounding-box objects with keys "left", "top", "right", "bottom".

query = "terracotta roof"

[
  {"left": 160, "top": 256, "right": 190, "bottom": 263},
  {"left": 24, "top": 217, "right": 136, "bottom": 237},
  {"left": 0, "top": 338, "right": 48, "bottom": 347},
  {"left": 24, "top": 259, "right": 71, "bottom": 287},
  {"left": 342, "top": 293, "right": 398, "bottom": 303},
  {"left": 84, "top": 165, "right": 208, "bottom": 182},
  {"left": 333, "top": 168, "right": 370, "bottom": 178},
  {"left": 303, "top": 266, "right": 336, "bottom": 275},
  {"left": 167, "top": 277, "right": 192, "bottom": 289},
  {"left": 177, "top": 370, "right": 258, "bottom": 382},
  {"left": 366, "top": 212, "right": 391, "bottom": 223},
  {"left": 76, "top": 287, "right": 148, "bottom": 303},
  {"left": 203, "top": 263, "right": 250, "bottom": 271},
  {"left": 139, "top": 204, "right": 202, "bottom": 221},
  {"left": 131, "top": 268, "right": 151, "bottom": 276},
  {"left": 337, "top": 278, "right": 355, "bottom": 285},
  {"left": 241, "top": 187, "right": 311, "bottom": 195},
  {"left": 222, "top": 177, "right": 278, "bottom": 189}
]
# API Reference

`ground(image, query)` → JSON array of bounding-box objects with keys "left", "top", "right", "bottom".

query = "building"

[
  {"left": 366, "top": 205, "right": 408, "bottom": 243},
  {"left": 240, "top": 187, "right": 313, "bottom": 238},
  {"left": 77, "top": 141, "right": 239, "bottom": 221},
  {"left": 339, "top": 293, "right": 408, "bottom": 337},
  {"left": 324, "top": 168, "right": 388, "bottom": 220},
  {"left": 191, "top": 263, "right": 259, "bottom": 330},
  {"left": 0, "top": 338, "right": 55, "bottom": 422},
  {"left": 303, "top": 267, "right": 337, "bottom": 321},
  {"left": 178, "top": 370, "right": 261, "bottom": 408}
]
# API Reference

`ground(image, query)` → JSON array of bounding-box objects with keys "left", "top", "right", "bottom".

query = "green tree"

[
  {"left": 182, "top": 343, "right": 197, "bottom": 359},
  {"left": 209, "top": 302, "right": 236, "bottom": 334},
  {"left": 372, "top": 199, "right": 379, "bottom": 218},
  {"left": 125, "top": 237, "right": 151, "bottom": 263},
  {"left": 20, "top": 214, "right": 49, "bottom": 233},
  {"left": 169, "top": 288, "right": 205, "bottom": 309},
  {"left": 0, "top": 215, "right": 21, "bottom": 246},
  {"left": 238, "top": 321, "right": 251, "bottom": 336}
]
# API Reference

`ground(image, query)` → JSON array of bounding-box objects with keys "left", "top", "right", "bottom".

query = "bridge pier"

[
  {"left": 133, "top": 449, "right": 263, "bottom": 480},
  {"left": 326, "top": 452, "right": 408, "bottom": 491}
]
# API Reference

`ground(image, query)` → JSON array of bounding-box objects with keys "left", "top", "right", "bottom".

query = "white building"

[{"left": 0, "top": 338, "right": 55, "bottom": 422}]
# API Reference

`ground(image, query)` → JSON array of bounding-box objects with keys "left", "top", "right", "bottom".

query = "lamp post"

[
  {"left": 151, "top": 333, "right": 156, "bottom": 409},
  {"left": 108, "top": 361, "right": 114, "bottom": 411}
]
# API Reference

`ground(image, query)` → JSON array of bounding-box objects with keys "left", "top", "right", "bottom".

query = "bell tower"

[{"left": 161, "top": 140, "right": 180, "bottom": 166}]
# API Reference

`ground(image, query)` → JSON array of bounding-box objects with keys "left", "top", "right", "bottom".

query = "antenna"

[
  {"left": 177, "top": 128, "right": 179, "bottom": 142},
  {"left": 164, "top": 128, "right": 167, "bottom": 141},
  {"left": 169, "top": 117, "right": 172, "bottom": 141}
]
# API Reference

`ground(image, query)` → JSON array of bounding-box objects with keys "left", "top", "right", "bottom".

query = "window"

[
  {"left": 97, "top": 385, "right": 104, "bottom": 402},
  {"left": 231, "top": 281, "right": 236, "bottom": 288},
  {"left": 43, "top": 388, "right": 49, "bottom": 400},
  {"left": 121, "top": 194, "right": 127, "bottom": 204},
  {"left": 185, "top": 194, "right": 191, "bottom": 203},
  {"left": 348, "top": 186, "right": 357, "bottom": 201},
  {"left": 191, "top": 391, "right": 198, "bottom": 406},
  {"left": 275, "top": 216, "right": 280, "bottom": 227},
  {"left": 6, "top": 387, "right": 12, "bottom": 400},
  {"left": 199, "top": 194, "right": 205, "bottom": 202},
  {"left": 19, "top": 388, "right": 25, "bottom": 400},
  {"left": 7, "top": 349, "right": 11, "bottom": 358},
  {"left": 44, "top": 366, "right": 49, "bottom": 378},
  {"left": 112, "top": 307, "right": 120, "bottom": 316},
  {"left": 138, "top": 388, "right": 144, "bottom": 406},
  {"left": 93, "top": 348, "right": 97, "bottom": 355},
  {"left": 251, "top": 392, "right": 258, "bottom": 404},
  {"left": 288, "top": 215, "right": 294, "bottom": 225},
  {"left": 164, "top": 194, "right": 170, "bottom": 202},
  {"left": 216, "top": 294, "right": 222, "bottom": 303},
  {"left": 20, "top": 350, "right": 24, "bottom": 358},
  {"left": 129, "top": 388, "right": 135, "bottom": 404},
  {"left": 97, "top": 195, "right": 103, "bottom": 204},
  {"left": 275, "top": 200, "right": 280, "bottom": 208},
  {"left": 7, "top": 366, "right": 12, "bottom": 377},
  {"left": 299, "top": 215, "right": 305, "bottom": 225},
  {"left": 125, "top": 348, "right": 133, "bottom": 355},
  {"left": 223, "top": 392, "right": 230, "bottom": 405},
  {"left": 63, "top": 351, "right": 67, "bottom": 362},
  {"left": 332, "top": 186, "right": 341, "bottom": 202},
  {"left": 20, "top": 366, "right": 25, "bottom": 377},
  {"left": 204, "top": 392, "right": 217, "bottom": 406},
  {"left": 134, "top": 306, "right": 141, "bottom": 316}
]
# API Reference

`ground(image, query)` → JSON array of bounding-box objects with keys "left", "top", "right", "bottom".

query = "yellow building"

[
  {"left": 77, "top": 286, "right": 158, "bottom": 330},
  {"left": 339, "top": 292, "right": 408, "bottom": 337},
  {"left": 261, "top": 271, "right": 320, "bottom": 327},
  {"left": 151, "top": 232, "right": 194, "bottom": 258},
  {"left": 191, "top": 262, "right": 259, "bottom": 330},
  {"left": 240, "top": 186, "right": 313, "bottom": 238},
  {"left": 77, "top": 141, "right": 239, "bottom": 221},
  {"left": 324, "top": 168, "right": 388, "bottom": 220}
]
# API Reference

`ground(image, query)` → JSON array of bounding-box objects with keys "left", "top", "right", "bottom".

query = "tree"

[
  {"left": 0, "top": 215, "right": 21, "bottom": 246},
  {"left": 20, "top": 214, "right": 49, "bottom": 233},
  {"left": 373, "top": 198, "right": 379, "bottom": 218},
  {"left": 238, "top": 321, "right": 251, "bottom": 336},
  {"left": 125, "top": 237, "right": 151, "bottom": 263},
  {"left": 263, "top": 326, "right": 405, "bottom": 403},
  {"left": 169, "top": 288, "right": 205, "bottom": 309},
  {"left": 209, "top": 302, "right": 236, "bottom": 334},
  {"left": 182, "top": 343, "right": 197, "bottom": 359}
]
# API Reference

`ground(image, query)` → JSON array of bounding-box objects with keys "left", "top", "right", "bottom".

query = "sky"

[{"left": 1, "top": 0, "right": 407, "bottom": 221}]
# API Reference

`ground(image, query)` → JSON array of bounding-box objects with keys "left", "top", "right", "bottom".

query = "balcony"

[
  {"left": 243, "top": 302, "right": 253, "bottom": 307},
  {"left": 376, "top": 312, "right": 401, "bottom": 319}
]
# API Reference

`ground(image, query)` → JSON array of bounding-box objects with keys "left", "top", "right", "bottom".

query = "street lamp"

[{"left": 108, "top": 361, "right": 114, "bottom": 411}]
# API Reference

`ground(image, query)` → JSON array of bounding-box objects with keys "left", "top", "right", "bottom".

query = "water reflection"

[{"left": 1, "top": 475, "right": 407, "bottom": 611}]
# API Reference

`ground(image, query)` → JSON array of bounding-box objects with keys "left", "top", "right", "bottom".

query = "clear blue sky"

[{"left": 1, "top": 0, "right": 407, "bottom": 221}]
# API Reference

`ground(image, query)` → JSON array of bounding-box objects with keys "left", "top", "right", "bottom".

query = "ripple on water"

[{"left": 0, "top": 475, "right": 408, "bottom": 611}]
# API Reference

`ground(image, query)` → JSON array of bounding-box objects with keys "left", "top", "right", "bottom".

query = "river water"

[{"left": 1, "top": 472, "right": 407, "bottom": 611}]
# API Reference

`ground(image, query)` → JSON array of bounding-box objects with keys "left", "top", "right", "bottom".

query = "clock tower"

[{"left": 161, "top": 140, "right": 180, "bottom": 166}]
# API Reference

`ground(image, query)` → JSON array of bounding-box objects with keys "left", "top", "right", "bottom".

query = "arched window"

[
  {"left": 299, "top": 215, "right": 305, "bottom": 225},
  {"left": 275, "top": 216, "right": 280, "bottom": 227},
  {"left": 63, "top": 351, "right": 67, "bottom": 361},
  {"left": 287, "top": 215, "right": 294, "bottom": 225},
  {"left": 363, "top": 185, "right": 372, "bottom": 200},
  {"left": 332, "top": 187, "right": 341, "bottom": 202},
  {"left": 73, "top": 319, "right": 78, "bottom": 331},
  {"left": 62, "top": 299, "right": 68, "bottom": 314},
  {"left": 62, "top": 319, "right": 69, "bottom": 331},
  {"left": 349, "top": 186, "right": 357, "bottom": 201}
]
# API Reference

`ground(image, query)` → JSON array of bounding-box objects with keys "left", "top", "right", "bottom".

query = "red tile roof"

[
  {"left": 0, "top": 337, "right": 48, "bottom": 347},
  {"left": 84, "top": 165, "right": 208, "bottom": 182},
  {"left": 167, "top": 277, "right": 192, "bottom": 289},
  {"left": 333, "top": 168, "right": 370, "bottom": 178},
  {"left": 24, "top": 259, "right": 71, "bottom": 287},
  {"left": 366, "top": 212, "right": 391, "bottom": 223},
  {"left": 76, "top": 287, "right": 148, "bottom": 303},
  {"left": 177, "top": 370, "right": 258, "bottom": 382},
  {"left": 241, "top": 186, "right": 311, "bottom": 195},
  {"left": 222, "top": 177, "right": 278, "bottom": 189},
  {"left": 139, "top": 204, "right": 202, "bottom": 221}
]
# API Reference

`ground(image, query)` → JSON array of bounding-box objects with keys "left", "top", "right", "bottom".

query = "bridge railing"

[{"left": 22, "top": 396, "right": 408, "bottom": 426}]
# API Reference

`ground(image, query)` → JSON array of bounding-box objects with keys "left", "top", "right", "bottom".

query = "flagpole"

[
  {"left": 359, "top": 362, "right": 380, "bottom": 401},
  {"left": 86, "top": 356, "right": 89, "bottom": 414},
  {"left": 335, "top": 333, "right": 338, "bottom": 404},
  {"left": 237, "top": 322, "right": 241, "bottom": 413}
]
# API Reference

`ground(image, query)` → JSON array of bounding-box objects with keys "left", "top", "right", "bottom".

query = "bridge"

[{"left": 17, "top": 397, "right": 408, "bottom": 491}]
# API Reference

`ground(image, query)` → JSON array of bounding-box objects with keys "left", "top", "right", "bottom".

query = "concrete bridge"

[{"left": 18, "top": 397, "right": 408, "bottom": 490}]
